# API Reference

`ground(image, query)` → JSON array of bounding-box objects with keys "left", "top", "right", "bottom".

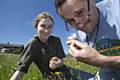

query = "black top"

[{"left": 17, "top": 36, "right": 65, "bottom": 76}]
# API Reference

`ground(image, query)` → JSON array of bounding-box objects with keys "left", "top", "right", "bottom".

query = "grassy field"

[{"left": 0, "top": 53, "right": 98, "bottom": 80}]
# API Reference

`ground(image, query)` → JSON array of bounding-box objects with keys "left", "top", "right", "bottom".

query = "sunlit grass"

[{"left": 0, "top": 53, "right": 98, "bottom": 80}]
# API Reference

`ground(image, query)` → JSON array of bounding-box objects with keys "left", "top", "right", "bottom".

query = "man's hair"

[
  {"left": 33, "top": 12, "right": 54, "bottom": 28},
  {"left": 55, "top": 0, "right": 66, "bottom": 14},
  {"left": 55, "top": 0, "right": 90, "bottom": 14}
]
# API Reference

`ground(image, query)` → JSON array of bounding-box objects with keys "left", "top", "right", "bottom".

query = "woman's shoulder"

[{"left": 27, "top": 36, "right": 39, "bottom": 45}]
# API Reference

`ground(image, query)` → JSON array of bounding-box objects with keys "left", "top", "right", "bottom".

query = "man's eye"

[
  {"left": 75, "top": 10, "right": 85, "bottom": 18},
  {"left": 76, "top": 12, "right": 83, "bottom": 17}
]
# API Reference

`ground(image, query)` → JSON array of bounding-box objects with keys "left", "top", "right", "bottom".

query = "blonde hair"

[{"left": 33, "top": 12, "right": 54, "bottom": 28}]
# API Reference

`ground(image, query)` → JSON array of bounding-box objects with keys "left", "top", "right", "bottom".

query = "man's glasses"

[
  {"left": 64, "top": 0, "right": 90, "bottom": 31},
  {"left": 65, "top": 12, "right": 90, "bottom": 31}
]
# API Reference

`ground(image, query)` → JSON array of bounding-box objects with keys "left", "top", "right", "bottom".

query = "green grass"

[{"left": 0, "top": 53, "right": 98, "bottom": 80}]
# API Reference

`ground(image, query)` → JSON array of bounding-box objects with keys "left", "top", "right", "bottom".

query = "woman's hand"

[{"left": 49, "top": 57, "right": 64, "bottom": 69}]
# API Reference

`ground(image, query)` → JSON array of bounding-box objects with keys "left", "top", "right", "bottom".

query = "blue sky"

[{"left": 0, "top": 0, "right": 102, "bottom": 53}]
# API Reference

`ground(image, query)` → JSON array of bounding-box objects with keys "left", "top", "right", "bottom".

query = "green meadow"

[{"left": 0, "top": 53, "right": 98, "bottom": 80}]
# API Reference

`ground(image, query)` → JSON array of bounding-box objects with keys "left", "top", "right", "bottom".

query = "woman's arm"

[{"left": 10, "top": 70, "right": 25, "bottom": 80}]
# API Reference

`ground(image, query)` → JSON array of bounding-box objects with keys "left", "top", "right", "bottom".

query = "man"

[{"left": 55, "top": 0, "right": 120, "bottom": 80}]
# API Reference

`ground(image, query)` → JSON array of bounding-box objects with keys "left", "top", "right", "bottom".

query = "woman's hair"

[{"left": 33, "top": 12, "right": 54, "bottom": 28}]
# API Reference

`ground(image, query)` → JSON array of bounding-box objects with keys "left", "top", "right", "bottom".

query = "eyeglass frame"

[{"left": 64, "top": 0, "right": 90, "bottom": 31}]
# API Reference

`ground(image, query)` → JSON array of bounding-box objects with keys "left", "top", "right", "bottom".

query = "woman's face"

[
  {"left": 37, "top": 17, "right": 53, "bottom": 41},
  {"left": 58, "top": 0, "right": 98, "bottom": 33}
]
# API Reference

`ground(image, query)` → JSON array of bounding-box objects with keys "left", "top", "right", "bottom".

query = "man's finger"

[
  {"left": 66, "top": 39, "right": 76, "bottom": 45},
  {"left": 67, "top": 36, "right": 76, "bottom": 40},
  {"left": 66, "top": 40, "right": 72, "bottom": 45},
  {"left": 68, "top": 46, "right": 79, "bottom": 58},
  {"left": 73, "top": 40, "right": 86, "bottom": 48}
]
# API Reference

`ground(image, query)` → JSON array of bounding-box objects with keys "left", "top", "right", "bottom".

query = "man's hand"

[{"left": 67, "top": 38, "right": 100, "bottom": 64}]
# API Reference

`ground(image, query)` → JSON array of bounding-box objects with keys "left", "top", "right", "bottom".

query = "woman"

[{"left": 10, "top": 12, "right": 67, "bottom": 80}]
